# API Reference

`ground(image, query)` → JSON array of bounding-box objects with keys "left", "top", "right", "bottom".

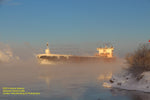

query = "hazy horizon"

[{"left": 0, "top": 0, "right": 150, "bottom": 58}]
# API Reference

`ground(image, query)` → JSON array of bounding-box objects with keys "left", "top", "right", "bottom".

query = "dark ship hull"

[{"left": 37, "top": 55, "right": 115, "bottom": 64}]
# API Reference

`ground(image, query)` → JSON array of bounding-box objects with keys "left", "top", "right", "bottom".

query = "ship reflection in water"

[{"left": 0, "top": 62, "right": 150, "bottom": 100}]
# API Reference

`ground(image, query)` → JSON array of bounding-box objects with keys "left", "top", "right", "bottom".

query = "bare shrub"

[{"left": 125, "top": 44, "right": 150, "bottom": 77}]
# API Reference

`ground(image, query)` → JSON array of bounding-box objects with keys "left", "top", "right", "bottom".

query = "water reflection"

[
  {"left": 38, "top": 74, "right": 51, "bottom": 89},
  {"left": 0, "top": 61, "right": 150, "bottom": 100},
  {"left": 110, "top": 88, "right": 150, "bottom": 100}
]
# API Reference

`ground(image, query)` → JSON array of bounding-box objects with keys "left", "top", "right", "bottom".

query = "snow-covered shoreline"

[{"left": 103, "top": 71, "right": 150, "bottom": 92}]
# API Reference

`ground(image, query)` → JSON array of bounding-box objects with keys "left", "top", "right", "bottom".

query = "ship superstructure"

[
  {"left": 37, "top": 43, "right": 115, "bottom": 64},
  {"left": 96, "top": 45, "right": 114, "bottom": 58}
]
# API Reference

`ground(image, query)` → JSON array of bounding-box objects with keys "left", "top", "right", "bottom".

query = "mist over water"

[{"left": 0, "top": 42, "right": 150, "bottom": 100}]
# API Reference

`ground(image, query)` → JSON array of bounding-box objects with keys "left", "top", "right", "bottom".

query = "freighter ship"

[{"left": 37, "top": 43, "right": 115, "bottom": 64}]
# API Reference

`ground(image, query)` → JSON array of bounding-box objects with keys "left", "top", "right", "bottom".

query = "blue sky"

[{"left": 0, "top": 0, "right": 150, "bottom": 56}]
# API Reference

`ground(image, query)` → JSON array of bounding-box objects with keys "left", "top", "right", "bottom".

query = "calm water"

[{"left": 0, "top": 61, "right": 150, "bottom": 100}]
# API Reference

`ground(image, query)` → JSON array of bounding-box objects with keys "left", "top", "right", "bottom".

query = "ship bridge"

[{"left": 96, "top": 45, "right": 114, "bottom": 58}]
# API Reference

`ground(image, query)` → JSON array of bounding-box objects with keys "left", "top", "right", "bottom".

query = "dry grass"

[{"left": 125, "top": 44, "right": 150, "bottom": 77}]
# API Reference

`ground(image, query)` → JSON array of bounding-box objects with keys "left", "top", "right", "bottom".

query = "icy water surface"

[{"left": 0, "top": 61, "right": 150, "bottom": 100}]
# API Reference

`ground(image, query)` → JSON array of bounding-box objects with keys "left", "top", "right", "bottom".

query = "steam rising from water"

[
  {"left": 0, "top": 42, "right": 132, "bottom": 100},
  {"left": 0, "top": 42, "right": 19, "bottom": 63},
  {"left": 0, "top": 42, "right": 126, "bottom": 84}
]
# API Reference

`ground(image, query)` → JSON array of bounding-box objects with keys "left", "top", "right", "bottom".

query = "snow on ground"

[{"left": 103, "top": 70, "right": 150, "bottom": 92}]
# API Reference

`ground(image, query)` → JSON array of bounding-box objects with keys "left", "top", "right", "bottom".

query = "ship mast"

[
  {"left": 45, "top": 42, "right": 50, "bottom": 54},
  {"left": 47, "top": 42, "right": 49, "bottom": 49}
]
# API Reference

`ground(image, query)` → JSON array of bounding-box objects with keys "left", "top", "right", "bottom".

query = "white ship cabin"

[{"left": 96, "top": 45, "right": 114, "bottom": 58}]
